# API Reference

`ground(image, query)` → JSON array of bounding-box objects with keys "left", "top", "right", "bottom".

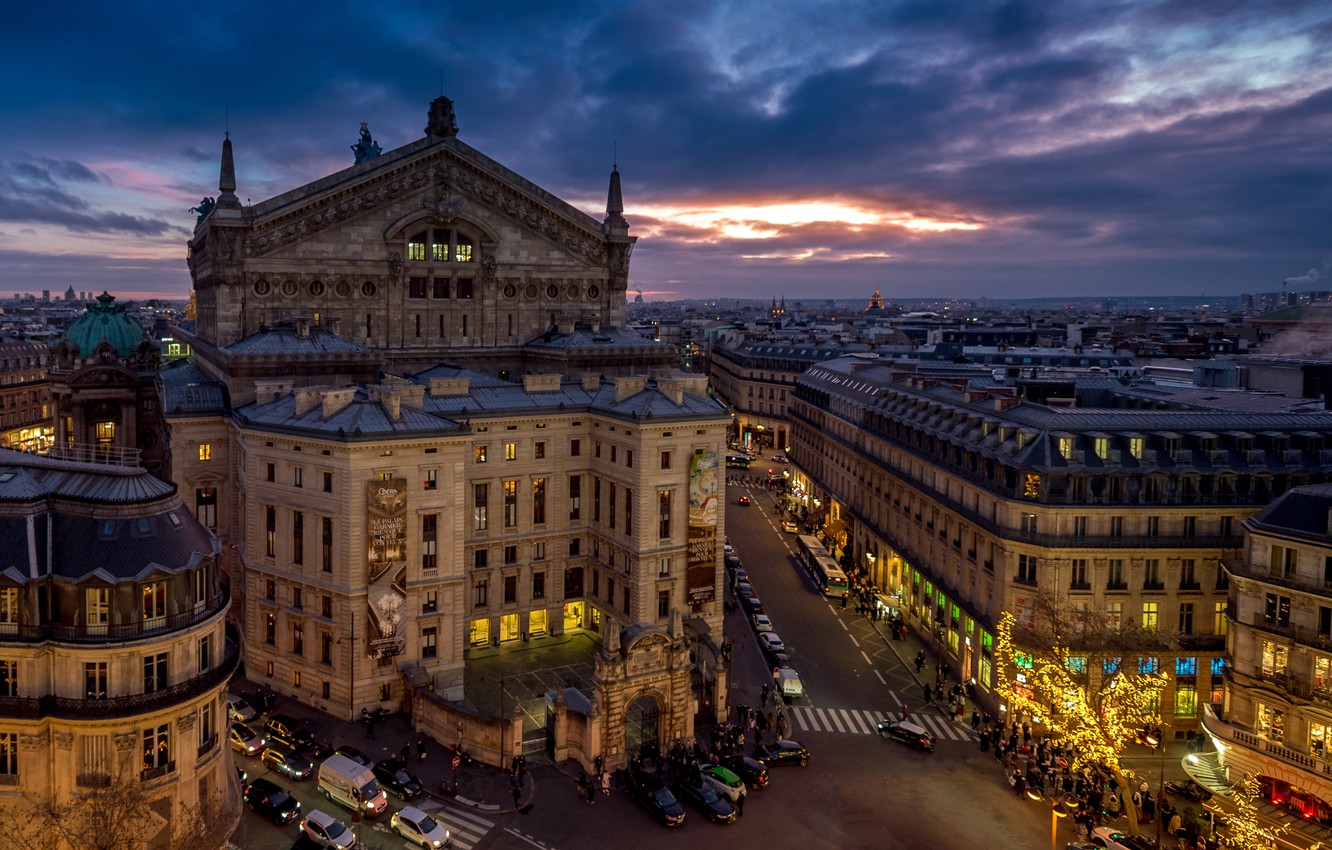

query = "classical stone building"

[
  {"left": 788, "top": 356, "right": 1332, "bottom": 735},
  {"left": 166, "top": 99, "right": 727, "bottom": 768},
  {"left": 0, "top": 340, "right": 51, "bottom": 453},
  {"left": 48, "top": 293, "right": 170, "bottom": 480},
  {"left": 0, "top": 448, "right": 239, "bottom": 849},
  {"left": 1204, "top": 484, "right": 1332, "bottom": 821}
]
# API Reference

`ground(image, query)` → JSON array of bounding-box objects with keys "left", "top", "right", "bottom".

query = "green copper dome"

[{"left": 65, "top": 292, "right": 147, "bottom": 357}]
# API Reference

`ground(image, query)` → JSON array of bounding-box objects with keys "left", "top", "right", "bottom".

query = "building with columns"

[{"left": 165, "top": 98, "right": 728, "bottom": 768}]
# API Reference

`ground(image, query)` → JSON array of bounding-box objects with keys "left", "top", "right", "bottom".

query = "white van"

[
  {"left": 318, "top": 753, "right": 387, "bottom": 818},
  {"left": 779, "top": 668, "right": 803, "bottom": 701}
]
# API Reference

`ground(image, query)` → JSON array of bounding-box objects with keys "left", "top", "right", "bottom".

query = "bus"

[
  {"left": 795, "top": 535, "right": 830, "bottom": 570},
  {"left": 812, "top": 556, "right": 850, "bottom": 598},
  {"left": 725, "top": 453, "right": 751, "bottom": 469}
]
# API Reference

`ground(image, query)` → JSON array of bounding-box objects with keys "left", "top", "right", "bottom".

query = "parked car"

[
  {"left": 720, "top": 755, "right": 769, "bottom": 790},
  {"left": 373, "top": 758, "right": 424, "bottom": 801},
  {"left": 781, "top": 520, "right": 799, "bottom": 533},
  {"left": 753, "top": 739, "right": 811, "bottom": 767},
  {"left": 333, "top": 745, "right": 371, "bottom": 766},
  {"left": 243, "top": 777, "right": 301, "bottom": 825},
  {"left": 752, "top": 613, "right": 773, "bottom": 633},
  {"left": 1163, "top": 779, "right": 1213, "bottom": 802},
  {"left": 743, "top": 595, "right": 764, "bottom": 616},
  {"left": 299, "top": 810, "right": 356, "bottom": 850},
  {"left": 759, "top": 632, "right": 785, "bottom": 654},
  {"left": 699, "top": 764, "right": 747, "bottom": 802},
  {"left": 264, "top": 714, "right": 313, "bottom": 750},
  {"left": 391, "top": 805, "right": 452, "bottom": 848},
  {"left": 229, "top": 722, "right": 266, "bottom": 757},
  {"left": 771, "top": 454, "right": 787, "bottom": 463},
  {"left": 735, "top": 582, "right": 754, "bottom": 599},
  {"left": 877, "top": 719, "right": 935, "bottom": 752},
  {"left": 227, "top": 693, "right": 259, "bottom": 724},
  {"left": 627, "top": 770, "right": 686, "bottom": 827},
  {"left": 737, "top": 495, "right": 751, "bottom": 506},
  {"left": 261, "top": 743, "right": 313, "bottom": 781},
  {"left": 674, "top": 775, "right": 736, "bottom": 823},
  {"left": 1089, "top": 826, "right": 1155, "bottom": 850}
]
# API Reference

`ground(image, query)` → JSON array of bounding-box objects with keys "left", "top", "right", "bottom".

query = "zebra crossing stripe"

[
  {"left": 826, "top": 709, "right": 847, "bottom": 733},
  {"left": 785, "top": 706, "right": 980, "bottom": 741},
  {"left": 845, "top": 709, "right": 871, "bottom": 734},
  {"left": 415, "top": 801, "right": 495, "bottom": 846}
]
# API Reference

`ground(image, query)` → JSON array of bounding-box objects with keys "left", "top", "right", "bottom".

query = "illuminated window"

[
  {"left": 1106, "top": 602, "right": 1122, "bottom": 627},
  {"left": 1138, "top": 656, "right": 1159, "bottom": 674},
  {"left": 0, "top": 587, "right": 19, "bottom": 631},
  {"left": 474, "top": 483, "right": 488, "bottom": 531},
  {"left": 1093, "top": 437, "right": 1108, "bottom": 459},
  {"left": 1316, "top": 656, "right": 1332, "bottom": 690},
  {"left": 423, "top": 469, "right": 437, "bottom": 491},
  {"left": 532, "top": 478, "right": 546, "bottom": 524},
  {"left": 475, "top": 445, "right": 488, "bottom": 463},
  {"left": 84, "top": 662, "right": 107, "bottom": 700},
  {"left": 1066, "top": 656, "right": 1087, "bottom": 674},
  {"left": 1128, "top": 437, "right": 1144, "bottom": 459},
  {"left": 0, "top": 661, "right": 15, "bottom": 697},
  {"left": 1174, "top": 685, "right": 1197, "bottom": 717},
  {"left": 95, "top": 421, "right": 115, "bottom": 446},
  {"left": 142, "top": 723, "right": 171, "bottom": 769},
  {"left": 1142, "top": 602, "right": 1158, "bottom": 630},
  {"left": 505, "top": 442, "right": 517, "bottom": 461},
  {"left": 503, "top": 480, "right": 517, "bottom": 528},
  {"left": 1261, "top": 641, "right": 1289, "bottom": 677},
  {"left": 195, "top": 487, "right": 217, "bottom": 528},
  {"left": 407, "top": 231, "right": 427, "bottom": 261},
  {"left": 1215, "top": 601, "right": 1228, "bottom": 635},
  {"left": 1057, "top": 436, "right": 1073, "bottom": 459},
  {"left": 198, "top": 443, "right": 212, "bottom": 462},
  {"left": 141, "top": 581, "right": 166, "bottom": 625},
  {"left": 1176, "top": 657, "right": 1197, "bottom": 676},
  {"left": 1256, "top": 703, "right": 1285, "bottom": 743},
  {"left": 0, "top": 732, "right": 15, "bottom": 777},
  {"left": 142, "top": 652, "right": 168, "bottom": 693},
  {"left": 86, "top": 588, "right": 109, "bottom": 632}
]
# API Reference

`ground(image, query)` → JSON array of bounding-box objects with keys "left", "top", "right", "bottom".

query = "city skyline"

[{"left": 2, "top": 1, "right": 1330, "bottom": 303}]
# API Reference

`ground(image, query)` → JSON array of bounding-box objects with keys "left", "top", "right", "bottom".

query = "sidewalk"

[{"left": 231, "top": 675, "right": 536, "bottom": 814}]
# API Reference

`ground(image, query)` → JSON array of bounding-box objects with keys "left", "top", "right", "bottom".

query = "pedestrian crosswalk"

[
  {"left": 376, "top": 799, "right": 495, "bottom": 850},
  {"left": 786, "top": 706, "right": 978, "bottom": 742}
]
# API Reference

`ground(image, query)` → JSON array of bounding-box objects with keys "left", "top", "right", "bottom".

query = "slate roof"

[
  {"left": 238, "top": 388, "right": 464, "bottom": 439},
  {"left": 161, "top": 360, "right": 229, "bottom": 415},
  {"left": 0, "top": 449, "right": 217, "bottom": 581},
  {"left": 1247, "top": 484, "right": 1332, "bottom": 540},
  {"left": 224, "top": 325, "right": 378, "bottom": 358},
  {"left": 523, "top": 327, "right": 672, "bottom": 350}
]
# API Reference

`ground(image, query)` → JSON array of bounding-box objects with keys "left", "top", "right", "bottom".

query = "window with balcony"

[
  {"left": 84, "top": 662, "right": 107, "bottom": 700},
  {"left": 86, "top": 587, "right": 109, "bottom": 634},
  {"left": 141, "top": 581, "right": 166, "bottom": 628},
  {"left": 142, "top": 724, "right": 171, "bottom": 770},
  {"left": 1270, "top": 544, "right": 1298, "bottom": 580},
  {"left": 474, "top": 483, "right": 489, "bottom": 531},
  {"left": 1179, "top": 559, "right": 1197, "bottom": 590},
  {"left": 1069, "top": 558, "right": 1088, "bottom": 589},
  {"left": 1264, "top": 593, "right": 1292, "bottom": 628},
  {"left": 1257, "top": 703, "right": 1285, "bottom": 743},
  {"left": 1179, "top": 603, "right": 1194, "bottom": 635},
  {"left": 142, "top": 653, "right": 168, "bottom": 694},
  {"left": 0, "top": 660, "right": 16, "bottom": 697},
  {"left": 1143, "top": 559, "right": 1161, "bottom": 589},
  {"left": 1020, "top": 513, "right": 1037, "bottom": 534},
  {"left": 1261, "top": 641, "right": 1289, "bottom": 678}
]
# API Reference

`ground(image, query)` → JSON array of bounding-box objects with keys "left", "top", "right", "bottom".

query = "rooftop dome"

[{"left": 64, "top": 292, "right": 147, "bottom": 357}]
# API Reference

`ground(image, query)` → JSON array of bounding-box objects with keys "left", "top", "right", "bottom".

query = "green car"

[{"left": 699, "top": 764, "right": 747, "bottom": 802}]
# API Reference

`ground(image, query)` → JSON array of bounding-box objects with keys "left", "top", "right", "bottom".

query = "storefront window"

[
  {"left": 469, "top": 618, "right": 490, "bottom": 646},
  {"left": 500, "top": 613, "right": 520, "bottom": 642},
  {"left": 529, "top": 609, "right": 548, "bottom": 637},
  {"left": 563, "top": 601, "right": 583, "bottom": 632}
]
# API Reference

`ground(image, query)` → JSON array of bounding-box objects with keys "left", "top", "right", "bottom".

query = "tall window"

[
  {"left": 1016, "top": 554, "right": 1037, "bottom": 584},
  {"left": 265, "top": 505, "right": 276, "bottom": 557},
  {"left": 1141, "top": 602, "right": 1159, "bottom": 630},
  {"left": 197, "top": 443, "right": 212, "bottom": 462},
  {"left": 1265, "top": 593, "right": 1292, "bottom": 627},
  {"left": 0, "top": 733, "right": 16, "bottom": 777},
  {"left": 1271, "top": 544, "right": 1298, "bottom": 579},
  {"left": 1069, "top": 558, "right": 1087, "bottom": 587},
  {"left": 142, "top": 724, "right": 171, "bottom": 769},
  {"left": 85, "top": 662, "right": 107, "bottom": 700},
  {"left": 422, "top": 627, "right": 437, "bottom": 659},
  {"left": 143, "top": 652, "right": 168, "bottom": 693},
  {"left": 624, "top": 488, "right": 633, "bottom": 534},
  {"left": 504, "top": 442, "right": 517, "bottom": 461},
  {"left": 534, "top": 441, "right": 546, "bottom": 460},
  {"left": 475, "top": 445, "right": 488, "bottom": 463},
  {"left": 474, "top": 483, "right": 489, "bottom": 531},
  {"left": 1107, "top": 559, "right": 1124, "bottom": 587},
  {"left": 199, "top": 701, "right": 216, "bottom": 750},
  {"left": 292, "top": 511, "right": 304, "bottom": 566},
  {"left": 195, "top": 487, "right": 217, "bottom": 528},
  {"left": 423, "top": 469, "right": 437, "bottom": 491},
  {"left": 1144, "top": 559, "right": 1161, "bottom": 587},
  {"left": 1179, "top": 603, "right": 1194, "bottom": 635},
  {"left": 608, "top": 483, "right": 617, "bottom": 530},
  {"left": 292, "top": 467, "right": 303, "bottom": 488},
  {"left": 0, "top": 660, "right": 17, "bottom": 697},
  {"left": 0, "top": 588, "right": 15, "bottom": 632},
  {"left": 532, "top": 478, "right": 546, "bottom": 525},
  {"left": 322, "top": 517, "right": 333, "bottom": 572},
  {"left": 569, "top": 475, "right": 581, "bottom": 520},
  {"left": 198, "top": 634, "right": 213, "bottom": 672},
  {"left": 593, "top": 477, "right": 601, "bottom": 522},
  {"left": 1215, "top": 601, "right": 1228, "bottom": 636},
  {"left": 503, "top": 480, "right": 517, "bottom": 528},
  {"left": 141, "top": 581, "right": 166, "bottom": 627},
  {"left": 422, "top": 514, "right": 438, "bottom": 570},
  {"left": 86, "top": 587, "right": 109, "bottom": 633},
  {"left": 658, "top": 490, "right": 672, "bottom": 539},
  {"left": 292, "top": 622, "right": 304, "bottom": 656},
  {"left": 265, "top": 612, "right": 276, "bottom": 645},
  {"left": 474, "top": 580, "right": 488, "bottom": 608}
]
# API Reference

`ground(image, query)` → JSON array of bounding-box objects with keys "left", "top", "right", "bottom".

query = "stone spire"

[
  {"left": 603, "top": 167, "right": 628, "bottom": 238},
  {"left": 218, "top": 133, "right": 240, "bottom": 208}
]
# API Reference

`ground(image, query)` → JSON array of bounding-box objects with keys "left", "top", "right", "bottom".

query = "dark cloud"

[{"left": 0, "top": 160, "right": 182, "bottom": 236}]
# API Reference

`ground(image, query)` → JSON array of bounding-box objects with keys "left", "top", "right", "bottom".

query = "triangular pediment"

[{"left": 241, "top": 137, "right": 610, "bottom": 266}]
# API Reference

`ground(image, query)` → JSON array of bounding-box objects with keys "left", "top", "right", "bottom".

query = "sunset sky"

[{"left": 2, "top": 0, "right": 1330, "bottom": 302}]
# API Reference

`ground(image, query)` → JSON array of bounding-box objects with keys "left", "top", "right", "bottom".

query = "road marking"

[
  {"left": 786, "top": 707, "right": 979, "bottom": 741},
  {"left": 888, "top": 691, "right": 903, "bottom": 707},
  {"left": 503, "top": 827, "right": 553, "bottom": 850},
  {"left": 873, "top": 669, "right": 886, "bottom": 685},
  {"left": 838, "top": 619, "right": 849, "bottom": 631},
  {"left": 860, "top": 650, "right": 872, "bottom": 666},
  {"left": 848, "top": 634, "right": 859, "bottom": 647}
]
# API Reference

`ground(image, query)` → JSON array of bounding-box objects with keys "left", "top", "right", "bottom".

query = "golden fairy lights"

[{"left": 995, "top": 611, "right": 1168, "bottom": 773}]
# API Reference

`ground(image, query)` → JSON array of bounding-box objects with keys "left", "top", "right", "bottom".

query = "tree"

[
  {"left": 995, "top": 601, "right": 1173, "bottom": 837},
  {"left": 1219, "top": 773, "right": 1287, "bottom": 850}
]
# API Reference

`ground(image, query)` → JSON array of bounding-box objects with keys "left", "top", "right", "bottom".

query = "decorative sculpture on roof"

[
  {"left": 351, "top": 121, "right": 382, "bottom": 164},
  {"left": 190, "top": 196, "right": 216, "bottom": 229},
  {"left": 426, "top": 95, "right": 459, "bottom": 139}
]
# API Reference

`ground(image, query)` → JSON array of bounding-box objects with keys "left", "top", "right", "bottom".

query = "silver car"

[{"left": 391, "top": 805, "right": 451, "bottom": 848}]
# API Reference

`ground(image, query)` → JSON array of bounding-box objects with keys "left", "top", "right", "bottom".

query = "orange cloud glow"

[{"left": 627, "top": 199, "right": 984, "bottom": 240}]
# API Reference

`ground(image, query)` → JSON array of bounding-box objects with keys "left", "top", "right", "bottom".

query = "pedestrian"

[
  {"left": 602, "top": 771, "right": 610, "bottom": 795},
  {"left": 401, "top": 742, "right": 411, "bottom": 762},
  {"left": 364, "top": 715, "right": 374, "bottom": 739},
  {"left": 915, "top": 651, "right": 925, "bottom": 673},
  {"left": 417, "top": 734, "right": 428, "bottom": 762},
  {"left": 902, "top": 703, "right": 911, "bottom": 721},
  {"left": 735, "top": 789, "right": 745, "bottom": 817},
  {"left": 512, "top": 783, "right": 522, "bottom": 808},
  {"left": 921, "top": 682, "right": 931, "bottom": 702}
]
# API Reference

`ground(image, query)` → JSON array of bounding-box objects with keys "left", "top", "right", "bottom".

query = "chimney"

[
  {"left": 558, "top": 320, "right": 575, "bottom": 334},
  {"left": 428, "top": 377, "right": 470, "bottom": 396},
  {"left": 294, "top": 387, "right": 322, "bottom": 416},
  {"left": 589, "top": 318, "right": 601, "bottom": 333},
  {"left": 295, "top": 317, "right": 311, "bottom": 338},
  {"left": 523, "top": 374, "right": 563, "bottom": 393},
  {"left": 614, "top": 376, "right": 646, "bottom": 402},
  {"left": 321, "top": 389, "right": 356, "bottom": 418},
  {"left": 328, "top": 317, "right": 343, "bottom": 336},
  {"left": 581, "top": 373, "right": 602, "bottom": 391}
]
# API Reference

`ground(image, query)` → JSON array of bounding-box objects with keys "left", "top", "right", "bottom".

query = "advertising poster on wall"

[
  {"left": 366, "top": 478, "right": 408, "bottom": 658},
  {"left": 687, "top": 449, "right": 719, "bottom": 604}
]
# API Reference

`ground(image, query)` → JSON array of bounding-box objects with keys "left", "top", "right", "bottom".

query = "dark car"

[
  {"left": 261, "top": 743, "right": 313, "bottom": 781},
  {"left": 627, "top": 770, "right": 686, "bottom": 827},
  {"left": 737, "top": 495, "right": 751, "bottom": 505},
  {"left": 1164, "top": 779, "right": 1213, "bottom": 802},
  {"left": 263, "top": 714, "right": 313, "bottom": 750},
  {"left": 334, "top": 745, "right": 371, "bottom": 766},
  {"left": 721, "top": 755, "right": 769, "bottom": 790},
  {"left": 373, "top": 758, "right": 424, "bottom": 801},
  {"left": 753, "top": 739, "right": 810, "bottom": 767},
  {"left": 674, "top": 776, "right": 737, "bottom": 824},
  {"left": 877, "top": 719, "right": 935, "bottom": 752},
  {"left": 244, "top": 776, "right": 302, "bottom": 825}
]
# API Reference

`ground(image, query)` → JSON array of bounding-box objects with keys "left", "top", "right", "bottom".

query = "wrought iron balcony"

[
  {"left": 0, "top": 639, "right": 239, "bottom": 721},
  {"left": 0, "top": 586, "right": 228, "bottom": 645}
]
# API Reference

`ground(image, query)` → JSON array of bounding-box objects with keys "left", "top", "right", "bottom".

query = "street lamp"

[{"left": 1050, "top": 796, "right": 1074, "bottom": 850}]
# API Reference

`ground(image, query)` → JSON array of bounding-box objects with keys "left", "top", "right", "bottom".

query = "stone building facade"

[
  {"left": 788, "top": 356, "right": 1332, "bottom": 735},
  {"left": 0, "top": 449, "right": 238, "bottom": 849},
  {"left": 0, "top": 340, "right": 51, "bottom": 453}
]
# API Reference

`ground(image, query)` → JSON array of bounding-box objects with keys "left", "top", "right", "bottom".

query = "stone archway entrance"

[{"left": 626, "top": 695, "right": 660, "bottom": 762}]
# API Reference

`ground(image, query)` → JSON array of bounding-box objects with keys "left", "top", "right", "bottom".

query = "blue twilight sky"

[{"left": 2, "top": 0, "right": 1331, "bottom": 303}]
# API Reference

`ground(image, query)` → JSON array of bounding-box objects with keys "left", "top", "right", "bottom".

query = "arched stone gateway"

[{"left": 626, "top": 695, "right": 661, "bottom": 762}]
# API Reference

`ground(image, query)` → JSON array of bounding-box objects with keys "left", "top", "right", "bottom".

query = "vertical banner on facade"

[
  {"left": 687, "top": 450, "right": 719, "bottom": 604},
  {"left": 366, "top": 478, "right": 408, "bottom": 658}
]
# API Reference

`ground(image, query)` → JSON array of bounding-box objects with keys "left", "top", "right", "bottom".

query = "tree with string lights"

[{"left": 995, "top": 603, "right": 1173, "bottom": 837}]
